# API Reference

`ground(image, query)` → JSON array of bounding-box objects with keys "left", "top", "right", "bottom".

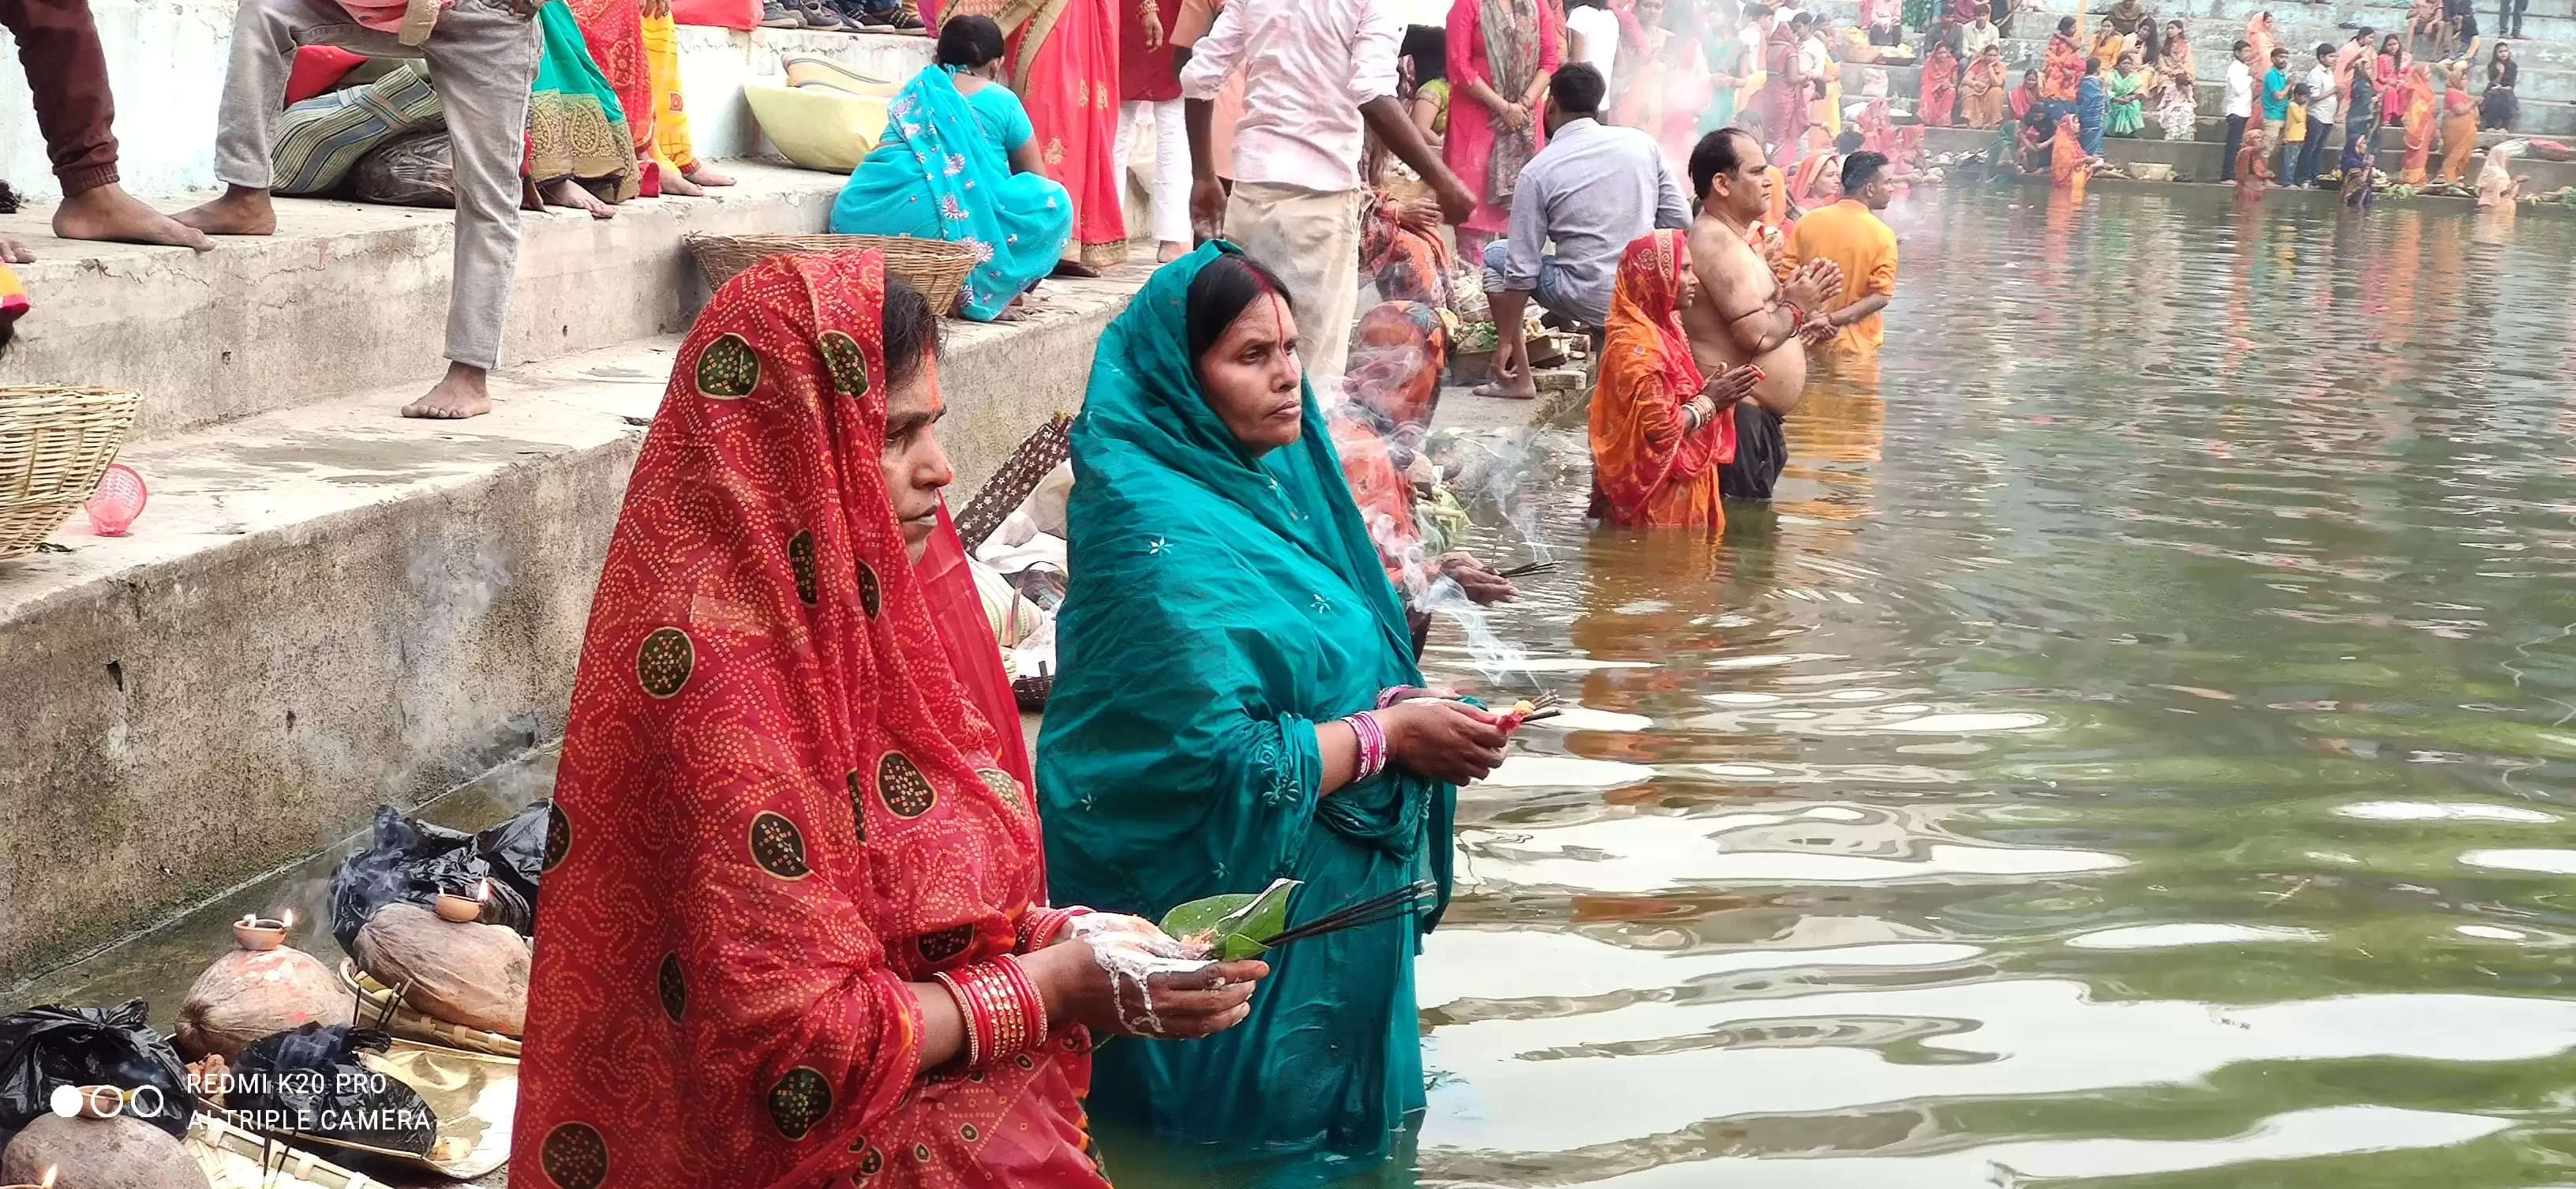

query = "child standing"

[{"left": 2281, "top": 83, "right": 2312, "bottom": 183}]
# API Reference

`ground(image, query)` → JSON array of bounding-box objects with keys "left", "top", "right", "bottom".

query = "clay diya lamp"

[
  {"left": 433, "top": 879, "right": 489, "bottom": 923},
  {"left": 233, "top": 910, "right": 291, "bottom": 951}
]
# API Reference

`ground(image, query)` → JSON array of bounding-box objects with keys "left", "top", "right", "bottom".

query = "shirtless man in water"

[{"left": 1680, "top": 128, "right": 1842, "bottom": 501}]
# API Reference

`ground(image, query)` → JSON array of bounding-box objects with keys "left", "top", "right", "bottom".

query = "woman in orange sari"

[
  {"left": 1962, "top": 43, "right": 2008, "bottom": 128},
  {"left": 2050, "top": 111, "right": 2093, "bottom": 186},
  {"left": 2042, "top": 16, "right": 2084, "bottom": 106},
  {"left": 1920, "top": 40, "right": 1960, "bottom": 126},
  {"left": 942, "top": 0, "right": 1130, "bottom": 267},
  {"left": 1589, "top": 230, "right": 1758, "bottom": 532},
  {"left": 2437, "top": 61, "right": 2480, "bottom": 182},
  {"left": 515, "top": 251, "right": 1265, "bottom": 1189},
  {"left": 2399, "top": 62, "right": 2437, "bottom": 182},
  {"left": 2245, "top": 10, "right": 2277, "bottom": 66}
]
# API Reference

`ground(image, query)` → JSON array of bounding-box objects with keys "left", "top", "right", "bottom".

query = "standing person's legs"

[
  {"left": 2222, "top": 112, "right": 2248, "bottom": 179},
  {"left": 1148, "top": 99, "right": 1189, "bottom": 261},
  {"left": 0, "top": 0, "right": 211, "bottom": 249},
  {"left": 1222, "top": 182, "right": 1363, "bottom": 388},
  {"left": 413, "top": 0, "right": 541, "bottom": 415}
]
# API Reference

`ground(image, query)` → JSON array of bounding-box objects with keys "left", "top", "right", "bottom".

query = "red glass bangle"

[{"left": 999, "top": 952, "right": 1050, "bottom": 1041}]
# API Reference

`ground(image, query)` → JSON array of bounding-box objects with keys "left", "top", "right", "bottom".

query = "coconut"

[
  {"left": 173, "top": 943, "right": 355, "bottom": 1060},
  {"left": 351, "top": 902, "right": 530, "bottom": 1036},
  {"left": 2, "top": 1113, "right": 211, "bottom": 1189}
]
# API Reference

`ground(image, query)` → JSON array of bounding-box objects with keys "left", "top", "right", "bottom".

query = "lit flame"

[
  {"left": 477, "top": 877, "right": 492, "bottom": 902},
  {"left": 279, "top": 909, "right": 295, "bottom": 931},
  {"left": 39, "top": 1165, "right": 57, "bottom": 1189}
]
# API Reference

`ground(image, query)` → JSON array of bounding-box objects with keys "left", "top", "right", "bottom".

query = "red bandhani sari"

[
  {"left": 1589, "top": 230, "right": 1732, "bottom": 531},
  {"left": 515, "top": 251, "right": 1103, "bottom": 1189},
  {"left": 1920, "top": 42, "right": 1959, "bottom": 126}
]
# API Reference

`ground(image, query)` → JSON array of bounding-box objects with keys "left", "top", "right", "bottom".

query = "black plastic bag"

[
  {"left": 227, "top": 1025, "right": 436, "bottom": 1156},
  {"left": 0, "top": 1000, "right": 192, "bottom": 1150},
  {"left": 328, "top": 802, "right": 549, "bottom": 954}
]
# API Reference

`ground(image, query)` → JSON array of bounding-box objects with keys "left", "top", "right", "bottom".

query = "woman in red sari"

[
  {"left": 942, "top": 0, "right": 1130, "bottom": 268},
  {"left": 515, "top": 251, "right": 1265, "bottom": 1189},
  {"left": 2042, "top": 16, "right": 2084, "bottom": 103},
  {"left": 1589, "top": 231, "right": 1757, "bottom": 532},
  {"left": 1447, "top": 0, "right": 1562, "bottom": 258},
  {"left": 2398, "top": 62, "right": 2438, "bottom": 182},
  {"left": 1919, "top": 40, "right": 1960, "bottom": 126}
]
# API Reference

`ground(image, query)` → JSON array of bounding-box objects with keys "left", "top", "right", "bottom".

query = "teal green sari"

[{"left": 1037, "top": 244, "right": 1456, "bottom": 1188}]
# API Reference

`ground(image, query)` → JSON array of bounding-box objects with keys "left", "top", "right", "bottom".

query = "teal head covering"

[{"left": 1037, "top": 243, "right": 1455, "bottom": 1184}]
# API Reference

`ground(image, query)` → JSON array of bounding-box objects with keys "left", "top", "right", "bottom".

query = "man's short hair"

[
  {"left": 1841, "top": 150, "right": 1889, "bottom": 193},
  {"left": 1834, "top": 129, "right": 1866, "bottom": 153},
  {"left": 1790, "top": 11, "right": 1813, "bottom": 26},
  {"left": 2234, "top": 38, "right": 2252, "bottom": 51},
  {"left": 1551, "top": 63, "right": 1608, "bottom": 114},
  {"left": 1689, "top": 127, "right": 1760, "bottom": 201}
]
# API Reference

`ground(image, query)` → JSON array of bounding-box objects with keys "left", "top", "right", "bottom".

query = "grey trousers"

[{"left": 214, "top": 0, "right": 539, "bottom": 371}]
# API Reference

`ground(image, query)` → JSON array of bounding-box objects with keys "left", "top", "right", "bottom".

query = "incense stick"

[
  {"left": 1256, "top": 880, "right": 1438, "bottom": 950},
  {"left": 1495, "top": 561, "right": 1559, "bottom": 579}
]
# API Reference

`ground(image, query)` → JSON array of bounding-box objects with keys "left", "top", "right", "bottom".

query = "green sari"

[
  {"left": 2105, "top": 66, "right": 2150, "bottom": 136},
  {"left": 1037, "top": 244, "right": 1456, "bottom": 1187}
]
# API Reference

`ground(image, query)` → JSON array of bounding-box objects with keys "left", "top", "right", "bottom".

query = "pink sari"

[{"left": 1445, "top": 0, "right": 1563, "bottom": 235}]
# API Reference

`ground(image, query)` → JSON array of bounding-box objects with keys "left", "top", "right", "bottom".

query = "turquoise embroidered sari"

[
  {"left": 827, "top": 66, "right": 1072, "bottom": 321},
  {"left": 1037, "top": 245, "right": 1456, "bottom": 1188}
]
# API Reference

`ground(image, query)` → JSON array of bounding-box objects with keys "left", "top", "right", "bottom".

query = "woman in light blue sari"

[
  {"left": 828, "top": 16, "right": 1072, "bottom": 321},
  {"left": 1038, "top": 246, "right": 1510, "bottom": 1187}
]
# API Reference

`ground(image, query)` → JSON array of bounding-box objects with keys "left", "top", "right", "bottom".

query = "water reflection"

[{"left": 1415, "top": 188, "right": 2576, "bottom": 1187}]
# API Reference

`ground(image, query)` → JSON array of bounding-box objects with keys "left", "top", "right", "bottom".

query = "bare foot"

[
  {"left": 521, "top": 178, "right": 547, "bottom": 212},
  {"left": 54, "top": 183, "right": 217, "bottom": 251},
  {"left": 659, "top": 170, "right": 706, "bottom": 197},
  {"left": 1156, "top": 240, "right": 1186, "bottom": 262},
  {"left": 682, "top": 163, "right": 737, "bottom": 187},
  {"left": 541, "top": 178, "right": 616, "bottom": 219},
  {"left": 174, "top": 185, "right": 278, "bottom": 236},
  {"left": 1472, "top": 380, "right": 1538, "bottom": 400},
  {"left": 0, "top": 233, "right": 30, "bottom": 264},
  {"left": 401, "top": 363, "right": 493, "bottom": 419}
]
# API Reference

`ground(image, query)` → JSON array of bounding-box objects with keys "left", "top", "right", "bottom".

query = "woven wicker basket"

[
  {"left": 0, "top": 385, "right": 139, "bottom": 561},
  {"left": 683, "top": 233, "right": 979, "bottom": 314}
]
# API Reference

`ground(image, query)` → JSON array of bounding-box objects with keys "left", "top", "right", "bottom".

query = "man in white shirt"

[
  {"left": 2221, "top": 39, "right": 2256, "bottom": 182},
  {"left": 1566, "top": 0, "right": 1622, "bottom": 96},
  {"left": 1181, "top": 0, "right": 1473, "bottom": 384},
  {"left": 2299, "top": 42, "right": 2338, "bottom": 186},
  {"left": 1961, "top": 13, "right": 2000, "bottom": 59}
]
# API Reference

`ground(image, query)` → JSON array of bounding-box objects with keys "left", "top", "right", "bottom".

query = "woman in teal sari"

[
  {"left": 828, "top": 16, "right": 1072, "bottom": 321},
  {"left": 1038, "top": 246, "right": 1510, "bottom": 1187}
]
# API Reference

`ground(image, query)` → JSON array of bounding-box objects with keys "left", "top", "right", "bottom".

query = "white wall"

[{"left": 0, "top": 2, "right": 932, "bottom": 204}]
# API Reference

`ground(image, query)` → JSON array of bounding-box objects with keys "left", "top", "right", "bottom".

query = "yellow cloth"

[
  {"left": 1786, "top": 199, "right": 1899, "bottom": 358},
  {"left": 641, "top": 13, "right": 697, "bottom": 173},
  {"left": 2284, "top": 101, "right": 2307, "bottom": 142}
]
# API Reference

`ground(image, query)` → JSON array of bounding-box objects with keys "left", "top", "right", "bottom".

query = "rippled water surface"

[{"left": 1408, "top": 189, "right": 2576, "bottom": 1188}]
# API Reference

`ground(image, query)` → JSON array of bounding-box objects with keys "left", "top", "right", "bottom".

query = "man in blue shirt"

[{"left": 1477, "top": 62, "right": 1690, "bottom": 399}]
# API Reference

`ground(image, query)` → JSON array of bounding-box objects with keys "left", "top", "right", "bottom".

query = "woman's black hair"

[
  {"left": 1185, "top": 253, "right": 1297, "bottom": 364},
  {"left": 882, "top": 274, "right": 942, "bottom": 392},
  {"left": 1400, "top": 24, "right": 1447, "bottom": 82},
  {"left": 936, "top": 15, "right": 1007, "bottom": 69}
]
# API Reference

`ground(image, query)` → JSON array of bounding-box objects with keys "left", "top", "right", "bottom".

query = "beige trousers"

[
  {"left": 1222, "top": 182, "right": 1364, "bottom": 388},
  {"left": 214, "top": 0, "right": 540, "bottom": 371}
]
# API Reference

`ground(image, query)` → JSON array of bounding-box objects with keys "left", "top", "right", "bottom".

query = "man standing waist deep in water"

[{"left": 1683, "top": 127, "right": 1840, "bottom": 501}]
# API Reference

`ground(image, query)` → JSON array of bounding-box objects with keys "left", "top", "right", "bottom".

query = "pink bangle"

[{"left": 1346, "top": 710, "right": 1389, "bottom": 781}]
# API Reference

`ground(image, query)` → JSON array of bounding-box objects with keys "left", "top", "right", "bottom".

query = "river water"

[{"left": 1407, "top": 188, "right": 2576, "bottom": 1188}]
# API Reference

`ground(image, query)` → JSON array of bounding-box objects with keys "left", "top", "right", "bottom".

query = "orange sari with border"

[
  {"left": 1589, "top": 230, "right": 1732, "bottom": 531},
  {"left": 515, "top": 251, "right": 1105, "bottom": 1189}
]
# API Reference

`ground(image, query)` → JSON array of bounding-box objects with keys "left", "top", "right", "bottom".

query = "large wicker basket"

[
  {"left": 0, "top": 385, "right": 139, "bottom": 561},
  {"left": 683, "top": 233, "right": 979, "bottom": 314}
]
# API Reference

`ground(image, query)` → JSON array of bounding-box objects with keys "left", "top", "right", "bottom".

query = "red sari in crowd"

[
  {"left": 2042, "top": 28, "right": 2084, "bottom": 101},
  {"left": 1447, "top": 0, "right": 1563, "bottom": 237},
  {"left": 1919, "top": 41, "right": 1960, "bottom": 126},
  {"left": 515, "top": 251, "right": 1103, "bottom": 1189},
  {"left": 1589, "top": 230, "right": 1732, "bottom": 532},
  {"left": 945, "top": 0, "right": 1130, "bottom": 266},
  {"left": 562, "top": 0, "right": 653, "bottom": 163}
]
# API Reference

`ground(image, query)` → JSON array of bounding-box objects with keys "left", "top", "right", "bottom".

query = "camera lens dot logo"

[{"left": 49, "top": 1084, "right": 80, "bottom": 1118}]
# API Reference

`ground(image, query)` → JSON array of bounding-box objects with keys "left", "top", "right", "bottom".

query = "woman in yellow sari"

[
  {"left": 1589, "top": 230, "right": 1760, "bottom": 532},
  {"left": 2437, "top": 61, "right": 2481, "bottom": 182}
]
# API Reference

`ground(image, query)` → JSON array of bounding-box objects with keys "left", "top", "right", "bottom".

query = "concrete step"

[
  {"left": 0, "top": 163, "right": 866, "bottom": 443},
  {"left": 0, "top": 263, "right": 1152, "bottom": 983}
]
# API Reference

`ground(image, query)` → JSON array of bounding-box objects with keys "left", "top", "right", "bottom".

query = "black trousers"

[
  {"left": 2296, "top": 122, "right": 2331, "bottom": 184},
  {"left": 1720, "top": 402, "right": 1789, "bottom": 501},
  {"left": 2499, "top": 0, "right": 2525, "bottom": 36},
  {"left": 2221, "top": 113, "right": 2248, "bottom": 180}
]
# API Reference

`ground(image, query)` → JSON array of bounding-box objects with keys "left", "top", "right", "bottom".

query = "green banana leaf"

[{"left": 1159, "top": 878, "right": 1301, "bottom": 960}]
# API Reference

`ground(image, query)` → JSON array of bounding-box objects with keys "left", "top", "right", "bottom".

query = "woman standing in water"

[
  {"left": 515, "top": 251, "right": 1267, "bottom": 1188},
  {"left": 1446, "top": 0, "right": 1563, "bottom": 259},
  {"left": 1591, "top": 229, "right": 1760, "bottom": 531},
  {"left": 1040, "top": 246, "right": 1509, "bottom": 1187}
]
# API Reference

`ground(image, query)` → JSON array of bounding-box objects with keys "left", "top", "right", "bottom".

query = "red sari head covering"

[
  {"left": 1588, "top": 230, "right": 1735, "bottom": 527},
  {"left": 515, "top": 251, "right": 1104, "bottom": 1189}
]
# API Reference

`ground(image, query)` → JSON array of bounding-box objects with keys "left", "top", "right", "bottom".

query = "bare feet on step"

[
  {"left": 401, "top": 362, "right": 494, "bottom": 419},
  {"left": 54, "top": 183, "right": 215, "bottom": 251},
  {"left": 658, "top": 170, "right": 706, "bottom": 197},
  {"left": 541, "top": 178, "right": 616, "bottom": 219},
  {"left": 0, "top": 233, "right": 30, "bottom": 264},
  {"left": 174, "top": 186, "right": 278, "bottom": 236},
  {"left": 682, "top": 163, "right": 736, "bottom": 187}
]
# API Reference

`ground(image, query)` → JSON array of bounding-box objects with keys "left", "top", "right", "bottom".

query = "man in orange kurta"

[
  {"left": 1784, "top": 150, "right": 1900, "bottom": 358},
  {"left": 1589, "top": 229, "right": 1760, "bottom": 530}
]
